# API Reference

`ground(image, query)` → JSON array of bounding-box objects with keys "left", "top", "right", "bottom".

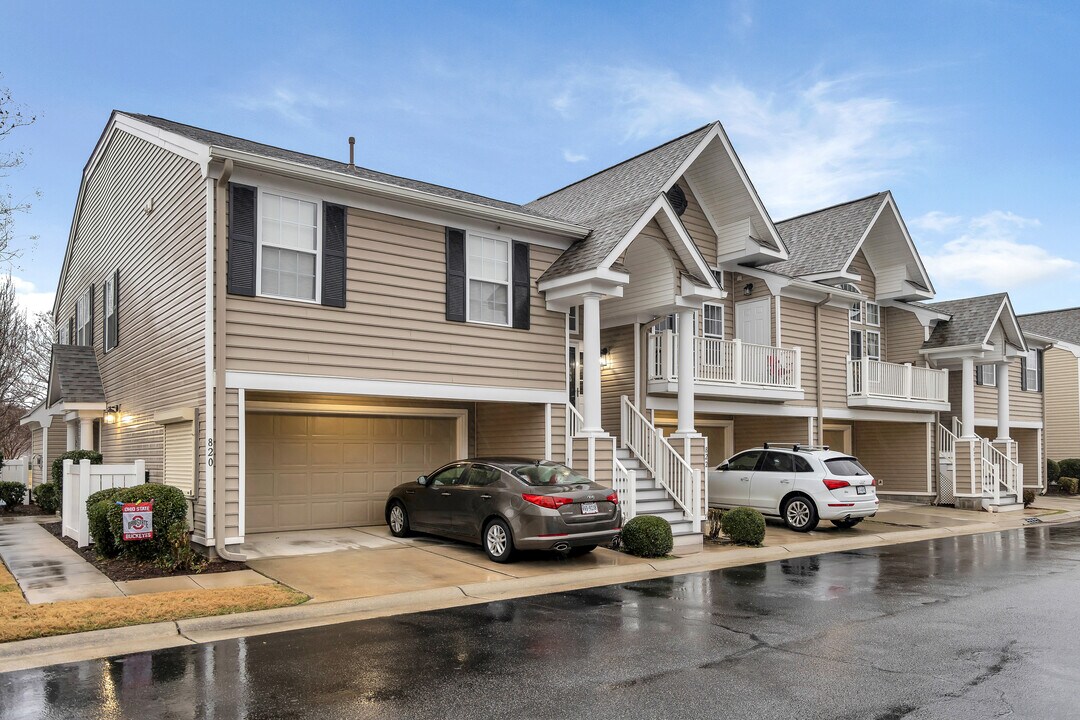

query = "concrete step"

[
  {"left": 672, "top": 531, "right": 703, "bottom": 553},
  {"left": 634, "top": 489, "right": 668, "bottom": 502},
  {"left": 635, "top": 499, "right": 679, "bottom": 515}
]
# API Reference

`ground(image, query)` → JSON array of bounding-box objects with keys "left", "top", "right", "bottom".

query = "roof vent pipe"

[{"left": 348, "top": 136, "right": 356, "bottom": 170}]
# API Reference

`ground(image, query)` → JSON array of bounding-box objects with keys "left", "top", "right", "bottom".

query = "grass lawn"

[{"left": 0, "top": 561, "right": 308, "bottom": 644}]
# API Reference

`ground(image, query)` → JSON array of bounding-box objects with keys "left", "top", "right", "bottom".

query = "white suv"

[{"left": 708, "top": 443, "right": 879, "bottom": 532}]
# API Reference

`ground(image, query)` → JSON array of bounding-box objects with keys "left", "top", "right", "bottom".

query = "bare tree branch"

[{"left": 0, "top": 78, "right": 38, "bottom": 264}]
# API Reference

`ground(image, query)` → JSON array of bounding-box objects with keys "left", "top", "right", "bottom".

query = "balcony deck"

[
  {"left": 647, "top": 333, "right": 804, "bottom": 401},
  {"left": 847, "top": 357, "right": 950, "bottom": 411}
]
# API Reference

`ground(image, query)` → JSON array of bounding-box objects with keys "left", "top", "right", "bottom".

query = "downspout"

[
  {"left": 213, "top": 159, "right": 245, "bottom": 562},
  {"left": 814, "top": 294, "right": 834, "bottom": 446}
]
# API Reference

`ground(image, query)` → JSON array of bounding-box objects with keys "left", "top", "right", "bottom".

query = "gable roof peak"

[{"left": 774, "top": 190, "right": 890, "bottom": 225}]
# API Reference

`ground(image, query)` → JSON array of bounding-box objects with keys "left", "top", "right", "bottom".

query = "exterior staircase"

[
  {"left": 615, "top": 447, "right": 701, "bottom": 549},
  {"left": 937, "top": 422, "right": 1024, "bottom": 512}
]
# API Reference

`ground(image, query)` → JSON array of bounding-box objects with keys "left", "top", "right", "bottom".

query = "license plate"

[
  {"left": 581, "top": 502, "right": 599, "bottom": 515},
  {"left": 857, "top": 486, "right": 867, "bottom": 495}
]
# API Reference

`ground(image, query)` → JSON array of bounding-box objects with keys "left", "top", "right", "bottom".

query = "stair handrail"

[
  {"left": 937, "top": 423, "right": 956, "bottom": 459},
  {"left": 612, "top": 456, "right": 636, "bottom": 525},
  {"left": 568, "top": 403, "right": 584, "bottom": 438},
  {"left": 620, "top": 395, "right": 695, "bottom": 520},
  {"left": 981, "top": 437, "right": 1019, "bottom": 499}
]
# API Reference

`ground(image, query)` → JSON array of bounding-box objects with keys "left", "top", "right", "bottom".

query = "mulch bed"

[
  {"left": 42, "top": 521, "right": 247, "bottom": 582},
  {"left": 0, "top": 504, "right": 53, "bottom": 517}
]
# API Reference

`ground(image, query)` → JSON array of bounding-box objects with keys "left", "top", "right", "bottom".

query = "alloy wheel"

[
  {"left": 786, "top": 499, "right": 812, "bottom": 529},
  {"left": 389, "top": 505, "right": 404, "bottom": 533},
  {"left": 486, "top": 524, "right": 507, "bottom": 556}
]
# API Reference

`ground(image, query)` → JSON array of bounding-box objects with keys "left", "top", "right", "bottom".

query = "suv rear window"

[
  {"left": 510, "top": 462, "right": 592, "bottom": 486},
  {"left": 825, "top": 457, "right": 870, "bottom": 476}
]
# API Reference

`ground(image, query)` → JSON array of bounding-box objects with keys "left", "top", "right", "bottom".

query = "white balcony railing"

[
  {"left": 847, "top": 357, "right": 949, "bottom": 404},
  {"left": 648, "top": 332, "right": 801, "bottom": 391}
]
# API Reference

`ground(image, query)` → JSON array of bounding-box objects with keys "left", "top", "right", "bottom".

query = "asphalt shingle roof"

[
  {"left": 1018, "top": 308, "right": 1080, "bottom": 346},
  {"left": 526, "top": 125, "right": 714, "bottom": 281},
  {"left": 49, "top": 345, "right": 105, "bottom": 404},
  {"left": 921, "top": 293, "right": 1008, "bottom": 350},
  {"left": 760, "top": 192, "right": 888, "bottom": 278},
  {"left": 124, "top": 113, "right": 562, "bottom": 222}
]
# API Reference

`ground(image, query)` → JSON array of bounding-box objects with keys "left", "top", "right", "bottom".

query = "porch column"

[
  {"left": 961, "top": 356, "right": 977, "bottom": 439},
  {"left": 675, "top": 308, "right": 696, "bottom": 436},
  {"left": 996, "top": 361, "right": 1011, "bottom": 441},
  {"left": 79, "top": 417, "right": 94, "bottom": 451},
  {"left": 66, "top": 420, "right": 78, "bottom": 451},
  {"left": 580, "top": 293, "right": 604, "bottom": 435}
]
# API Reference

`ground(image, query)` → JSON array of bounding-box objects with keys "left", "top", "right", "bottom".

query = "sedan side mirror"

[
  {"left": 417, "top": 475, "right": 429, "bottom": 486},
  {"left": 718, "top": 463, "right": 729, "bottom": 471}
]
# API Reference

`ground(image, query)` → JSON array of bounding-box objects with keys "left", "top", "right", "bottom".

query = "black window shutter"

[
  {"left": 69, "top": 317, "right": 74, "bottom": 344},
  {"left": 445, "top": 227, "right": 466, "bottom": 322},
  {"left": 1020, "top": 357, "right": 1028, "bottom": 391},
  {"left": 101, "top": 283, "right": 108, "bottom": 352},
  {"left": 88, "top": 284, "right": 95, "bottom": 346},
  {"left": 512, "top": 241, "right": 530, "bottom": 330},
  {"left": 321, "top": 203, "right": 347, "bottom": 308},
  {"left": 976, "top": 365, "right": 984, "bottom": 386},
  {"left": 1037, "top": 350, "right": 1044, "bottom": 391},
  {"left": 111, "top": 269, "right": 120, "bottom": 349},
  {"left": 227, "top": 183, "right": 258, "bottom": 296}
]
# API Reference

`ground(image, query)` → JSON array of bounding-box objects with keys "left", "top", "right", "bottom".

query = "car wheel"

[
  {"left": 483, "top": 519, "right": 515, "bottom": 563},
  {"left": 388, "top": 502, "right": 411, "bottom": 538},
  {"left": 831, "top": 518, "right": 863, "bottom": 529},
  {"left": 782, "top": 496, "right": 819, "bottom": 532},
  {"left": 567, "top": 544, "right": 597, "bottom": 557}
]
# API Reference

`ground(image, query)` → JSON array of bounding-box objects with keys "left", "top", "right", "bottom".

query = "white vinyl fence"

[
  {"left": 62, "top": 459, "right": 146, "bottom": 548},
  {"left": 0, "top": 458, "right": 29, "bottom": 506}
]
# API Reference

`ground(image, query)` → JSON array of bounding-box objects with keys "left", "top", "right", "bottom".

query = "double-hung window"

[
  {"left": 1022, "top": 350, "right": 1041, "bottom": 391},
  {"left": 76, "top": 290, "right": 92, "bottom": 346},
  {"left": 260, "top": 192, "right": 319, "bottom": 302},
  {"left": 865, "top": 330, "right": 881, "bottom": 361},
  {"left": 568, "top": 306, "right": 578, "bottom": 334},
  {"left": 849, "top": 301, "right": 862, "bottom": 323},
  {"left": 103, "top": 270, "right": 119, "bottom": 352},
  {"left": 976, "top": 364, "right": 997, "bottom": 387},
  {"left": 467, "top": 233, "right": 510, "bottom": 325},
  {"left": 58, "top": 325, "right": 69, "bottom": 345},
  {"left": 849, "top": 330, "right": 863, "bottom": 360},
  {"left": 866, "top": 302, "right": 880, "bottom": 327},
  {"left": 702, "top": 303, "right": 724, "bottom": 339}
]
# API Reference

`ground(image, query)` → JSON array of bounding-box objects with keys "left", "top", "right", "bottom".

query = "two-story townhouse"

[{"left": 1015, "top": 307, "right": 1080, "bottom": 463}]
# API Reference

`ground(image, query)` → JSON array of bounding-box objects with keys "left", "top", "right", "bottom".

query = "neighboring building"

[
  {"left": 1017, "top": 307, "right": 1080, "bottom": 463},
  {"left": 28, "top": 111, "right": 1039, "bottom": 558}
]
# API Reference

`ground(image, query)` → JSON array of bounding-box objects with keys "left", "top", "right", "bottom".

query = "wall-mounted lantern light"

[
  {"left": 743, "top": 283, "right": 754, "bottom": 296},
  {"left": 104, "top": 404, "right": 121, "bottom": 424},
  {"left": 600, "top": 347, "right": 611, "bottom": 369}
]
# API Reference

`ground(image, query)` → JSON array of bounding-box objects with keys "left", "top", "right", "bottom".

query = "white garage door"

[{"left": 246, "top": 413, "right": 459, "bottom": 533}]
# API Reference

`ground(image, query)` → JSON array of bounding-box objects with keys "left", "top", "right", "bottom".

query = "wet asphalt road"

[{"left": 3, "top": 522, "right": 1080, "bottom": 720}]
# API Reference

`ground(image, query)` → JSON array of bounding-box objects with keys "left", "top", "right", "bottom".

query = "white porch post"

[
  {"left": 675, "top": 308, "right": 696, "bottom": 436},
  {"left": 79, "top": 417, "right": 94, "bottom": 451},
  {"left": 995, "top": 361, "right": 1011, "bottom": 442},
  {"left": 66, "top": 420, "right": 78, "bottom": 451},
  {"left": 961, "top": 357, "right": 977, "bottom": 439},
  {"left": 580, "top": 293, "right": 604, "bottom": 435}
]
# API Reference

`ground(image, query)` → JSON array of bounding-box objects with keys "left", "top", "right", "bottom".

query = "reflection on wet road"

[{"left": 4, "top": 523, "right": 1080, "bottom": 719}]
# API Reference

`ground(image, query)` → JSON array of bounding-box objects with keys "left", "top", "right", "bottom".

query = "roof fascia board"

[
  {"left": 880, "top": 300, "right": 952, "bottom": 326},
  {"left": 800, "top": 271, "right": 862, "bottom": 283},
  {"left": 654, "top": 195, "right": 722, "bottom": 290},
  {"left": 537, "top": 267, "right": 630, "bottom": 293},
  {"left": 838, "top": 195, "right": 888, "bottom": 278},
  {"left": 920, "top": 343, "right": 994, "bottom": 359},
  {"left": 211, "top": 147, "right": 589, "bottom": 239},
  {"left": 984, "top": 296, "right": 1028, "bottom": 352},
  {"left": 885, "top": 192, "right": 936, "bottom": 294},
  {"left": 681, "top": 173, "right": 723, "bottom": 252}
]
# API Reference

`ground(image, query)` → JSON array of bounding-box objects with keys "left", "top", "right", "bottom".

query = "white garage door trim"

[{"left": 237, "top": 398, "right": 469, "bottom": 540}]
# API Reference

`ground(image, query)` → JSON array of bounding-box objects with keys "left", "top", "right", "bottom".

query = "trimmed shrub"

[
  {"left": 86, "top": 487, "right": 125, "bottom": 557},
  {"left": 621, "top": 515, "right": 674, "bottom": 558},
  {"left": 1057, "top": 459, "right": 1080, "bottom": 482},
  {"left": 1047, "top": 459, "right": 1061, "bottom": 485},
  {"left": 721, "top": 507, "right": 766, "bottom": 546},
  {"left": 1058, "top": 477, "right": 1079, "bottom": 495},
  {"left": 1023, "top": 489, "right": 1036, "bottom": 508},
  {"left": 50, "top": 450, "right": 104, "bottom": 507},
  {"left": 34, "top": 482, "right": 61, "bottom": 514},
  {"left": 105, "top": 483, "right": 190, "bottom": 567},
  {"left": 0, "top": 481, "right": 26, "bottom": 511}
]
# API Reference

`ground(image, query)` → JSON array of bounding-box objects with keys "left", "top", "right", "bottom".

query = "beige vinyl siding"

[
  {"left": 600, "top": 325, "right": 636, "bottom": 438},
  {"left": 675, "top": 179, "right": 717, "bottom": 263},
  {"left": 1010, "top": 359, "right": 1043, "bottom": 422},
  {"left": 52, "top": 127, "right": 207, "bottom": 519},
  {"left": 849, "top": 251, "right": 876, "bottom": 298},
  {"left": 614, "top": 221, "right": 683, "bottom": 318},
  {"left": 550, "top": 403, "right": 567, "bottom": 463},
  {"left": 884, "top": 307, "right": 926, "bottom": 365},
  {"left": 820, "top": 305, "right": 851, "bottom": 407},
  {"left": 1013, "top": 427, "right": 1041, "bottom": 489},
  {"left": 854, "top": 421, "right": 929, "bottom": 494},
  {"left": 30, "top": 429, "right": 43, "bottom": 486},
  {"left": 46, "top": 418, "right": 67, "bottom": 482},
  {"left": 960, "top": 360, "right": 1043, "bottom": 424},
  {"left": 223, "top": 389, "right": 241, "bottom": 539},
  {"left": 570, "top": 435, "right": 616, "bottom": 486},
  {"left": 1043, "top": 347, "right": 1080, "bottom": 460},
  {"left": 225, "top": 207, "right": 566, "bottom": 390},
  {"left": 780, "top": 298, "right": 818, "bottom": 407},
  {"left": 475, "top": 402, "right": 560, "bottom": 460},
  {"left": 734, "top": 415, "right": 811, "bottom": 451}
]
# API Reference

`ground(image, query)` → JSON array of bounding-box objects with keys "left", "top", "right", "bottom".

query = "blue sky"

[{"left": 3, "top": 0, "right": 1079, "bottom": 315}]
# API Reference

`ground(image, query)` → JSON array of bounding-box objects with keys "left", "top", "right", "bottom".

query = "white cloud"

[
  {"left": 10, "top": 275, "right": 53, "bottom": 317},
  {"left": 922, "top": 211, "right": 1077, "bottom": 291},
  {"left": 546, "top": 68, "right": 924, "bottom": 217},
  {"left": 911, "top": 210, "right": 962, "bottom": 233},
  {"left": 562, "top": 149, "right": 587, "bottom": 163},
  {"left": 234, "top": 86, "right": 338, "bottom": 126}
]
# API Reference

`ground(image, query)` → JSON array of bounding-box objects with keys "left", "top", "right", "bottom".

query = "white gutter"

[{"left": 210, "top": 147, "right": 590, "bottom": 240}]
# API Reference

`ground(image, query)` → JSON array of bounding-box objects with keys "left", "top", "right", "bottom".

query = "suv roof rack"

[{"left": 762, "top": 442, "right": 831, "bottom": 452}]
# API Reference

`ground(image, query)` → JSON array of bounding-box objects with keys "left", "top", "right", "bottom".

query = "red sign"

[{"left": 122, "top": 500, "right": 154, "bottom": 541}]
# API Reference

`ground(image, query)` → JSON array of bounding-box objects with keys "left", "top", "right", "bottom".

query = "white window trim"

[
  {"left": 76, "top": 290, "right": 92, "bottom": 346},
  {"left": 255, "top": 186, "right": 323, "bottom": 305},
  {"left": 104, "top": 274, "right": 117, "bottom": 352},
  {"left": 978, "top": 363, "right": 997, "bottom": 387},
  {"left": 866, "top": 302, "right": 880, "bottom": 327},
  {"left": 702, "top": 302, "right": 725, "bottom": 339},
  {"left": 865, "top": 329, "right": 881, "bottom": 361},
  {"left": 849, "top": 300, "right": 863, "bottom": 324},
  {"left": 1024, "top": 350, "right": 1040, "bottom": 392},
  {"left": 58, "top": 325, "right": 69, "bottom": 345},
  {"left": 849, "top": 329, "right": 863, "bottom": 360},
  {"left": 568, "top": 306, "right": 578, "bottom": 334},
  {"left": 465, "top": 229, "right": 513, "bottom": 328}
]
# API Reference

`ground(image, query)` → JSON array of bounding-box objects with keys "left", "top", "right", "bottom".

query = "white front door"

[{"left": 735, "top": 298, "right": 771, "bottom": 346}]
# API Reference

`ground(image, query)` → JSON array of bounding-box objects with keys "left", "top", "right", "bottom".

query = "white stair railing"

[
  {"left": 981, "top": 438, "right": 1019, "bottom": 501},
  {"left": 646, "top": 333, "right": 800, "bottom": 390},
  {"left": 612, "top": 456, "right": 636, "bottom": 525},
  {"left": 620, "top": 395, "right": 698, "bottom": 529},
  {"left": 848, "top": 358, "right": 949, "bottom": 402},
  {"left": 937, "top": 423, "right": 958, "bottom": 501}
]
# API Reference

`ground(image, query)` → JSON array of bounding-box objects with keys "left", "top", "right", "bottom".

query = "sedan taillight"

[
  {"left": 823, "top": 478, "right": 850, "bottom": 490},
  {"left": 522, "top": 493, "right": 574, "bottom": 509},
  {"left": 606, "top": 492, "right": 619, "bottom": 504}
]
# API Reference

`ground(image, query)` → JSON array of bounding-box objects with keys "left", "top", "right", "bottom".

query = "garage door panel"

[{"left": 246, "top": 412, "right": 460, "bottom": 533}]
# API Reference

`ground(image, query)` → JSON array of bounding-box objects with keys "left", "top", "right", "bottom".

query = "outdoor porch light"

[
  {"left": 743, "top": 283, "right": 754, "bottom": 296},
  {"left": 104, "top": 404, "right": 121, "bottom": 424},
  {"left": 600, "top": 347, "right": 611, "bottom": 369}
]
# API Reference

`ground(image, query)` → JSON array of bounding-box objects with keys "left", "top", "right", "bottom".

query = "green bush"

[
  {"left": 1057, "top": 459, "right": 1080, "bottom": 482},
  {"left": 1023, "top": 489, "right": 1036, "bottom": 508},
  {"left": 1058, "top": 477, "right": 1079, "bottom": 495},
  {"left": 1047, "top": 459, "right": 1061, "bottom": 485},
  {"left": 105, "top": 483, "right": 191, "bottom": 567},
  {"left": 86, "top": 487, "right": 125, "bottom": 557},
  {"left": 51, "top": 450, "right": 103, "bottom": 483},
  {"left": 621, "top": 515, "right": 674, "bottom": 558},
  {"left": 721, "top": 507, "right": 766, "bottom": 546},
  {"left": 0, "top": 481, "right": 26, "bottom": 510},
  {"left": 34, "top": 482, "right": 61, "bottom": 514}
]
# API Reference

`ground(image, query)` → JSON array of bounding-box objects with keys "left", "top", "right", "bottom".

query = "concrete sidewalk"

[{"left": 0, "top": 519, "right": 121, "bottom": 603}]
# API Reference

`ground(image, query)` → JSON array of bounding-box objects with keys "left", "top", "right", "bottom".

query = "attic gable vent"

[{"left": 666, "top": 184, "right": 688, "bottom": 217}]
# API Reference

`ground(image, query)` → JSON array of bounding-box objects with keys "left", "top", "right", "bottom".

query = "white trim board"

[{"left": 224, "top": 371, "right": 566, "bottom": 405}]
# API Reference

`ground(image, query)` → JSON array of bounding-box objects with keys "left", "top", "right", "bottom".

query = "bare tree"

[
  {"left": 0, "top": 274, "right": 51, "bottom": 457},
  {"left": 0, "top": 79, "right": 38, "bottom": 264},
  {"left": 0, "top": 274, "right": 28, "bottom": 408},
  {"left": 0, "top": 403, "right": 29, "bottom": 458}
]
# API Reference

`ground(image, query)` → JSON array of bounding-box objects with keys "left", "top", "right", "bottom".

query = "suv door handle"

[
  {"left": 480, "top": 494, "right": 492, "bottom": 499},
  {"left": 441, "top": 492, "right": 452, "bottom": 496},
  {"left": 740, "top": 477, "right": 750, "bottom": 482}
]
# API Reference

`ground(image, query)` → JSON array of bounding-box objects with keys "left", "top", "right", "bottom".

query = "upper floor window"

[
  {"left": 702, "top": 303, "right": 724, "bottom": 339},
  {"left": 976, "top": 364, "right": 997, "bottom": 387},
  {"left": 467, "top": 233, "right": 510, "bottom": 326},
  {"left": 57, "top": 325, "right": 69, "bottom": 345},
  {"left": 103, "top": 270, "right": 119, "bottom": 352},
  {"left": 849, "top": 301, "right": 862, "bottom": 324},
  {"left": 865, "top": 330, "right": 881, "bottom": 361},
  {"left": 866, "top": 302, "right": 880, "bottom": 327},
  {"left": 259, "top": 192, "right": 319, "bottom": 302},
  {"left": 1021, "top": 349, "right": 1041, "bottom": 391},
  {"left": 849, "top": 329, "right": 863, "bottom": 360},
  {"left": 568, "top": 306, "right": 578, "bottom": 334},
  {"left": 76, "top": 289, "right": 92, "bottom": 346}
]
